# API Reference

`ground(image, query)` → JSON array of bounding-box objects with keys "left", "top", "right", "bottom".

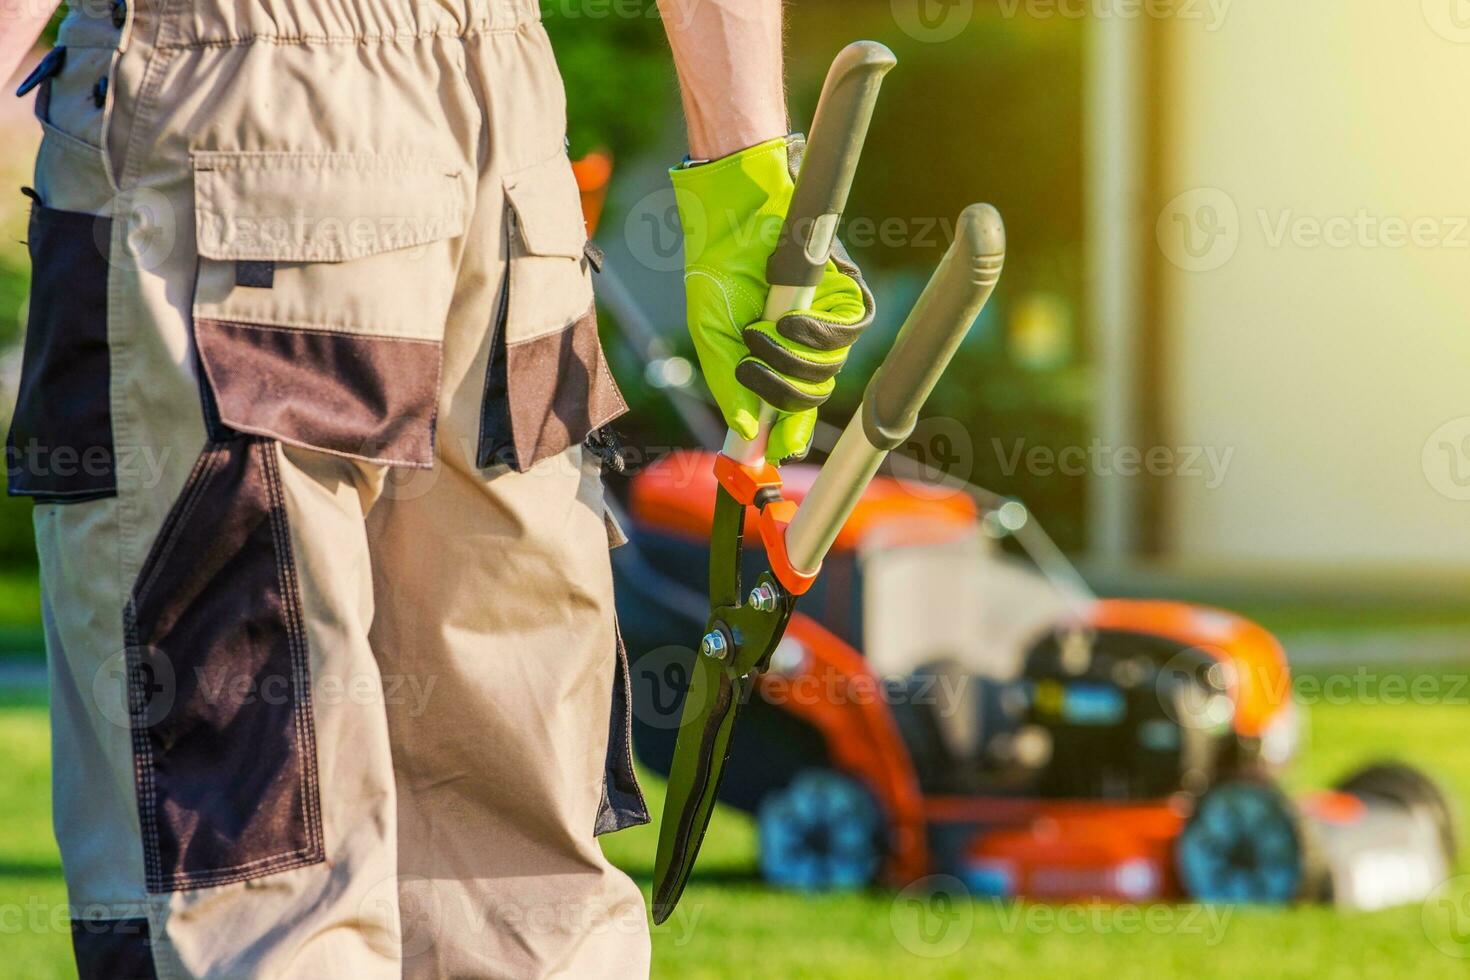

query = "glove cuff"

[
  {"left": 670, "top": 137, "right": 794, "bottom": 265},
  {"left": 670, "top": 134, "right": 792, "bottom": 175}
]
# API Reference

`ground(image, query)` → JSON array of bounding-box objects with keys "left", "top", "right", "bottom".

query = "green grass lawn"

[
  {"left": 3, "top": 666, "right": 1468, "bottom": 978},
  {"left": 0, "top": 568, "right": 44, "bottom": 658}
]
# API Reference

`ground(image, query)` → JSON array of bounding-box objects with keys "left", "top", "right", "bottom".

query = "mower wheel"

[
  {"left": 1176, "top": 775, "right": 1326, "bottom": 903},
  {"left": 1336, "top": 762, "right": 1460, "bottom": 867},
  {"left": 757, "top": 770, "right": 885, "bottom": 892}
]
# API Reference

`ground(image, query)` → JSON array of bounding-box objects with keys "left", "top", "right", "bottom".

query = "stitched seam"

[
  {"left": 746, "top": 331, "right": 846, "bottom": 366},
  {"left": 156, "top": 23, "right": 530, "bottom": 52},
  {"left": 107, "top": 37, "right": 179, "bottom": 754},
  {"left": 684, "top": 269, "right": 758, "bottom": 332},
  {"left": 129, "top": 446, "right": 223, "bottom": 894},
  {"left": 63, "top": 904, "right": 154, "bottom": 921},
  {"left": 193, "top": 229, "right": 463, "bottom": 264},
  {"left": 156, "top": 851, "right": 322, "bottom": 891},
  {"left": 194, "top": 238, "right": 461, "bottom": 265},
  {"left": 613, "top": 622, "right": 647, "bottom": 818},
  {"left": 194, "top": 317, "right": 443, "bottom": 344},
  {"left": 8, "top": 481, "right": 116, "bottom": 498},
  {"left": 124, "top": 604, "right": 161, "bottom": 892},
  {"left": 193, "top": 152, "right": 458, "bottom": 174},
  {"left": 591, "top": 352, "right": 629, "bottom": 426},
  {"left": 164, "top": 846, "right": 318, "bottom": 879},
  {"left": 783, "top": 309, "right": 861, "bottom": 328},
  {"left": 131, "top": 447, "right": 221, "bottom": 608},
  {"left": 260, "top": 440, "right": 325, "bottom": 869},
  {"left": 671, "top": 139, "right": 787, "bottom": 181},
  {"left": 37, "top": 115, "right": 104, "bottom": 154},
  {"left": 260, "top": 439, "right": 309, "bottom": 862},
  {"left": 212, "top": 422, "right": 433, "bottom": 470},
  {"left": 504, "top": 304, "right": 597, "bottom": 345},
  {"left": 114, "top": 36, "right": 175, "bottom": 193},
  {"left": 110, "top": 10, "right": 184, "bottom": 900},
  {"left": 687, "top": 266, "right": 764, "bottom": 315},
  {"left": 269, "top": 440, "right": 320, "bottom": 855}
]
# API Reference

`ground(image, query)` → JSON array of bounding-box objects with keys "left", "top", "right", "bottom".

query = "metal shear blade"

[{"left": 651, "top": 487, "right": 793, "bottom": 923}]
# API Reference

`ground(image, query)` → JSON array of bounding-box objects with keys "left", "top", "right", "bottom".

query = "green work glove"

[{"left": 671, "top": 137, "right": 875, "bottom": 463}]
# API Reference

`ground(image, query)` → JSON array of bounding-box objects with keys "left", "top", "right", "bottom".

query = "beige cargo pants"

[{"left": 12, "top": 1, "right": 650, "bottom": 976}]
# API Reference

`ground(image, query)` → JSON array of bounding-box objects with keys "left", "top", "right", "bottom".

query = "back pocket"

[
  {"left": 6, "top": 195, "right": 116, "bottom": 502},
  {"left": 190, "top": 152, "right": 467, "bottom": 467}
]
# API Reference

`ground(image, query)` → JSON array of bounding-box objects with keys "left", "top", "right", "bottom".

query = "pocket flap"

[
  {"left": 504, "top": 152, "right": 588, "bottom": 259},
  {"left": 193, "top": 152, "right": 466, "bottom": 262}
]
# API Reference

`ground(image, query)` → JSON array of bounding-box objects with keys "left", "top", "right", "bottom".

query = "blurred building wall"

[{"left": 1144, "top": 1, "right": 1470, "bottom": 570}]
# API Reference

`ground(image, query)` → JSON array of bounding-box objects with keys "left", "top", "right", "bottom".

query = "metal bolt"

[
  {"left": 699, "top": 630, "right": 728, "bottom": 661},
  {"left": 747, "top": 583, "right": 780, "bottom": 613}
]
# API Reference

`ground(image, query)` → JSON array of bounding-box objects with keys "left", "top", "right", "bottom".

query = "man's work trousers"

[{"left": 12, "top": 0, "right": 650, "bottom": 976}]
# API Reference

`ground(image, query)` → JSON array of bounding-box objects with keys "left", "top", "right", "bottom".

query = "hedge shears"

[{"left": 652, "top": 40, "right": 1008, "bottom": 923}]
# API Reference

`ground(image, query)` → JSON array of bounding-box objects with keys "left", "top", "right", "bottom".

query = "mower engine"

[{"left": 1021, "top": 628, "right": 1241, "bottom": 801}]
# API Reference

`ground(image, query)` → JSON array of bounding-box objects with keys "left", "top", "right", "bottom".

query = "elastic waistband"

[{"left": 78, "top": 0, "right": 543, "bottom": 50}]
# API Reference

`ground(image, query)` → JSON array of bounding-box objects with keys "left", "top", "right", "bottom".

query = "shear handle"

[{"left": 723, "top": 40, "right": 896, "bottom": 466}]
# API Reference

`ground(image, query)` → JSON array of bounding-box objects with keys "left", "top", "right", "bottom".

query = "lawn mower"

[
  {"left": 576, "top": 43, "right": 1457, "bottom": 916},
  {"left": 611, "top": 453, "right": 1458, "bottom": 912}
]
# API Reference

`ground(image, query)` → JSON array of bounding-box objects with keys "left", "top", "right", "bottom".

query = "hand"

[
  {"left": 2, "top": 2, "right": 60, "bottom": 91},
  {"left": 672, "top": 137, "right": 875, "bottom": 462}
]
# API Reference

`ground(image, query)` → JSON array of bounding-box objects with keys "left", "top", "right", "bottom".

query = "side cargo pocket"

[
  {"left": 479, "top": 151, "right": 626, "bottom": 472},
  {"left": 6, "top": 195, "right": 116, "bottom": 502}
]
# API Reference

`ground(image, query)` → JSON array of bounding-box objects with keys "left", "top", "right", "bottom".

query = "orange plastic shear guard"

[{"left": 713, "top": 452, "right": 819, "bottom": 596}]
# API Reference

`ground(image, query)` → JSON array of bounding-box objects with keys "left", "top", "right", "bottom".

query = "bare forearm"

[
  {"left": 0, "top": 1, "right": 58, "bottom": 86},
  {"left": 658, "top": 0, "right": 786, "bottom": 160}
]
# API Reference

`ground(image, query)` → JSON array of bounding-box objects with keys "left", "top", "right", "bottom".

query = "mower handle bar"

[
  {"left": 723, "top": 39, "right": 896, "bottom": 465},
  {"left": 783, "top": 203, "right": 1007, "bottom": 576}
]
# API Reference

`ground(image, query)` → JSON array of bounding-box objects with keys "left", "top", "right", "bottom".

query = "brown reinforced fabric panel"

[
  {"left": 125, "top": 438, "right": 324, "bottom": 893},
  {"left": 195, "top": 319, "right": 441, "bottom": 467},
  {"left": 71, "top": 916, "right": 158, "bottom": 980},
  {"left": 6, "top": 201, "right": 115, "bottom": 501},
  {"left": 503, "top": 305, "right": 627, "bottom": 472}
]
